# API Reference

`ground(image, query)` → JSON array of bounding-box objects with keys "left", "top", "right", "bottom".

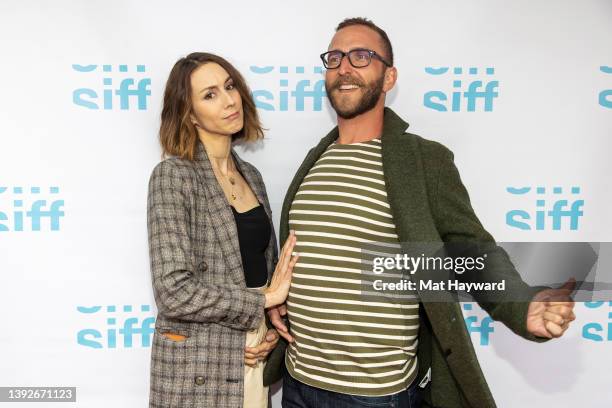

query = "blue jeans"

[{"left": 281, "top": 366, "right": 423, "bottom": 408}]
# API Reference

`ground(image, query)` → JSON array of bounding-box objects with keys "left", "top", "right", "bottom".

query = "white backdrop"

[{"left": 0, "top": 0, "right": 611, "bottom": 406}]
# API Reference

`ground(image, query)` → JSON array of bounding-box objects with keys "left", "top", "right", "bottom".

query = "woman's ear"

[{"left": 190, "top": 113, "right": 200, "bottom": 128}]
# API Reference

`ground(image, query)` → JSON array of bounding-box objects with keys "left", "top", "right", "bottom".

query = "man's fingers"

[
  {"left": 269, "top": 309, "right": 288, "bottom": 332},
  {"left": 545, "top": 320, "right": 564, "bottom": 338},
  {"left": 245, "top": 358, "right": 257, "bottom": 367},
  {"left": 278, "top": 330, "right": 295, "bottom": 343},
  {"left": 279, "top": 304, "right": 287, "bottom": 316},
  {"left": 546, "top": 304, "right": 573, "bottom": 317},
  {"left": 543, "top": 311, "right": 566, "bottom": 326}
]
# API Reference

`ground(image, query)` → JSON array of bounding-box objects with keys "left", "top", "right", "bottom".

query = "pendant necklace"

[{"left": 228, "top": 175, "right": 237, "bottom": 201}]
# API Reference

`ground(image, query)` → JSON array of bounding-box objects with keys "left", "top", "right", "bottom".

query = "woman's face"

[{"left": 189, "top": 62, "right": 243, "bottom": 138}]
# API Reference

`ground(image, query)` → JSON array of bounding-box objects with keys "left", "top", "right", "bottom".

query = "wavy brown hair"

[{"left": 159, "top": 52, "right": 264, "bottom": 160}]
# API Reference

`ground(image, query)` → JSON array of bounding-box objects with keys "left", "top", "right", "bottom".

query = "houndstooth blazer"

[{"left": 147, "top": 141, "right": 278, "bottom": 408}]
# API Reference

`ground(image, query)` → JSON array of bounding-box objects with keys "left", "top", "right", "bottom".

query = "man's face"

[{"left": 325, "top": 25, "right": 389, "bottom": 119}]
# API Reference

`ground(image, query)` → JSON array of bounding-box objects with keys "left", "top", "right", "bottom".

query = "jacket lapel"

[
  {"left": 380, "top": 109, "right": 461, "bottom": 309},
  {"left": 233, "top": 151, "right": 278, "bottom": 281},
  {"left": 233, "top": 152, "right": 270, "bottom": 222},
  {"left": 192, "top": 142, "right": 245, "bottom": 286}
]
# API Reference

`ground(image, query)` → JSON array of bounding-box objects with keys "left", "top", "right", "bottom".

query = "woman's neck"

[{"left": 198, "top": 131, "right": 233, "bottom": 175}]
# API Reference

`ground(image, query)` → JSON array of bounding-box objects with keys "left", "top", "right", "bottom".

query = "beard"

[{"left": 326, "top": 73, "right": 385, "bottom": 119}]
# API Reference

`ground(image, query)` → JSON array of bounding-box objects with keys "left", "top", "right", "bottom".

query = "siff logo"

[
  {"left": 463, "top": 303, "right": 494, "bottom": 346},
  {"left": 72, "top": 64, "right": 151, "bottom": 110},
  {"left": 424, "top": 66, "right": 499, "bottom": 112},
  {"left": 77, "top": 304, "right": 155, "bottom": 349},
  {"left": 599, "top": 66, "right": 612, "bottom": 109},
  {"left": 506, "top": 186, "right": 584, "bottom": 231},
  {"left": 250, "top": 65, "right": 327, "bottom": 111},
  {"left": 582, "top": 301, "right": 612, "bottom": 341},
  {"left": 0, "top": 186, "right": 64, "bottom": 232}
]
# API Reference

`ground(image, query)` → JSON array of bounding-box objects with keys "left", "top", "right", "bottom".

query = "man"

[{"left": 264, "top": 17, "right": 576, "bottom": 408}]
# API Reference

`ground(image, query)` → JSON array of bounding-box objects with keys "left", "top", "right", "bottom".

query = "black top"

[{"left": 231, "top": 204, "right": 271, "bottom": 288}]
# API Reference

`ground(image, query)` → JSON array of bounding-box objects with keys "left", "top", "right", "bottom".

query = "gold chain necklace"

[
  {"left": 228, "top": 175, "right": 238, "bottom": 201},
  {"left": 212, "top": 161, "right": 240, "bottom": 202}
]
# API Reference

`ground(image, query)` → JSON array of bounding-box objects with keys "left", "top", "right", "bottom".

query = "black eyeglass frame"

[{"left": 320, "top": 48, "right": 392, "bottom": 69}]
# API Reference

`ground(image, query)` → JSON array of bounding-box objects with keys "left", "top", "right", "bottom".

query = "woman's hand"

[
  {"left": 264, "top": 231, "right": 299, "bottom": 308},
  {"left": 244, "top": 329, "right": 280, "bottom": 367}
]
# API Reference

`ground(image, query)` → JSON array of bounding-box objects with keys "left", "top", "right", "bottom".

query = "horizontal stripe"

[
  {"left": 297, "top": 341, "right": 412, "bottom": 358},
  {"left": 295, "top": 188, "right": 390, "bottom": 207},
  {"left": 292, "top": 200, "right": 392, "bottom": 218},
  {"left": 290, "top": 209, "right": 396, "bottom": 228},
  {"left": 295, "top": 230, "right": 396, "bottom": 244},
  {"left": 320, "top": 148, "right": 381, "bottom": 158},
  {"left": 316, "top": 155, "right": 383, "bottom": 166},
  {"left": 289, "top": 220, "right": 397, "bottom": 237},
  {"left": 310, "top": 163, "right": 384, "bottom": 175},
  {"left": 305, "top": 173, "right": 386, "bottom": 188},
  {"left": 287, "top": 300, "right": 417, "bottom": 320},
  {"left": 289, "top": 320, "right": 417, "bottom": 341},
  {"left": 289, "top": 310, "right": 417, "bottom": 330},
  {"left": 288, "top": 354, "right": 417, "bottom": 387},
  {"left": 290, "top": 326, "right": 419, "bottom": 351},
  {"left": 294, "top": 241, "right": 399, "bottom": 258},
  {"left": 288, "top": 291, "right": 418, "bottom": 309},
  {"left": 291, "top": 347, "right": 410, "bottom": 371}
]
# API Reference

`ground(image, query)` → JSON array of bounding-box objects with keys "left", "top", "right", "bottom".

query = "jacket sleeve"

[
  {"left": 431, "top": 148, "right": 549, "bottom": 343},
  {"left": 147, "top": 160, "right": 265, "bottom": 331}
]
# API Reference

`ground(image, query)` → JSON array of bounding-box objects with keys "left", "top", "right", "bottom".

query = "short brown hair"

[
  {"left": 336, "top": 17, "right": 394, "bottom": 66},
  {"left": 159, "top": 52, "right": 264, "bottom": 160}
]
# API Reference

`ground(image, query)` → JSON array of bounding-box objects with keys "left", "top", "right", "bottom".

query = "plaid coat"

[{"left": 147, "top": 142, "right": 278, "bottom": 408}]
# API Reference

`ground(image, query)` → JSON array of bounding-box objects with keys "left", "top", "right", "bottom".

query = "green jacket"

[{"left": 263, "top": 107, "right": 548, "bottom": 407}]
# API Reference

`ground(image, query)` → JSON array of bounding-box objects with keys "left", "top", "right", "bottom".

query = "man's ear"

[{"left": 383, "top": 66, "right": 398, "bottom": 93}]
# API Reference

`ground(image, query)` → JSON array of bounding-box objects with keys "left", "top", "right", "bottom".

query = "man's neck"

[{"left": 336, "top": 103, "right": 385, "bottom": 145}]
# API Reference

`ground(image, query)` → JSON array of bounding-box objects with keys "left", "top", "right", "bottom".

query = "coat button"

[
  {"left": 195, "top": 376, "right": 205, "bottom": 385},
  {"left": 444, "top": 348, "right": 452, "bottom": 357},
  {"left": 199, "top": 261, "right": 208, "bottom": 271}
]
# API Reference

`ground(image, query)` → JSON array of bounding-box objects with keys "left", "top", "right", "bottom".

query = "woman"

[{"left": 147, "top": 52, "right": 298, "bottom": 408}]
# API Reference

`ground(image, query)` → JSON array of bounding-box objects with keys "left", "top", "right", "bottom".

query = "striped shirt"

[{"left": 285, "top": 138, "right": 420, "bottom": 396}]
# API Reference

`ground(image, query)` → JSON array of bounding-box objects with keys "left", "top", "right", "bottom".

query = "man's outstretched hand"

[{"left": 526, "top": 278, "right": 577, "bottom": 339}]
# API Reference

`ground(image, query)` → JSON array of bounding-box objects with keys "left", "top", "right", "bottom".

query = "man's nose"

[{"left": 337, "top": 54, "right": 354, "bottom": 75}]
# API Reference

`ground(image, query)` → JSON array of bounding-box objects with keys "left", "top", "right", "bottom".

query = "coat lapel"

[
  {"left": 381, "top": 108, "right": 438, "bottom": 243},
  {"left": 192, "top": 142, "right": 245, "bottom": 286},
  {"left": 233, "top": 152, "right": 270, "bottom": 221},
  {"left": 233, "top": 151, "right": 278, "bottom": 281}
]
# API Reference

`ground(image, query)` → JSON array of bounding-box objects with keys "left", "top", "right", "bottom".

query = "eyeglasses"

[{"left": 320, "top": 48, "right": 392, "bottom": 69}]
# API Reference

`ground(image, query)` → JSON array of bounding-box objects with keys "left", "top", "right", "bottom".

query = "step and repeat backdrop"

[{"left": 0, "top": 0, "right": 610, "bottom": 406}]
